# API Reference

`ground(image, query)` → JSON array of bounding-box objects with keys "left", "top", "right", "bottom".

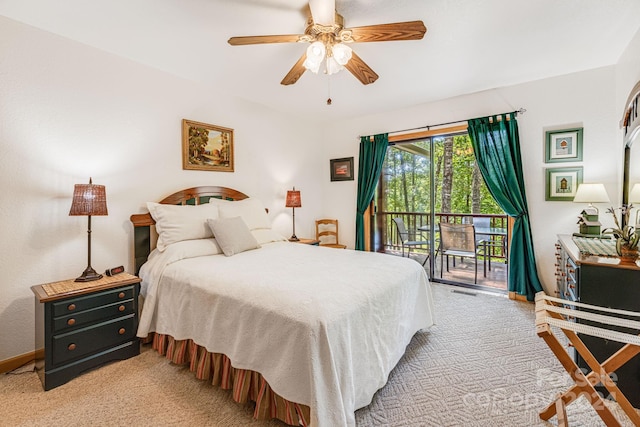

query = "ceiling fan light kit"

[
  {"left": 228, "top": 0, "right": 426, "bottom": 86},
  {"left": 304, "top": 40, "right": 352, "bottom": 75}
]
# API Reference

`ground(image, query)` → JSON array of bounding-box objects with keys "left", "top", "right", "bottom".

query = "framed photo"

[
  {"left": 545, "top": 127, "right": 583, "bottom": 163},
  {"left": 330, "top": 157, "right": 354, "bottom": 181},
  {"left": 182, "top": 119, "right": 234, "bottom": 172},
  {"left": 545, "top": 167, "right": 583, "bottom": 201}
]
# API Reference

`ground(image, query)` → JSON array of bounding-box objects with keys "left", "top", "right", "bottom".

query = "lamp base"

[
  {"left": 75, "top": 266, "right": 103, "bottom": 282},
  {"left": 289, "top": 235, "right": 299, "bottom": 242}
]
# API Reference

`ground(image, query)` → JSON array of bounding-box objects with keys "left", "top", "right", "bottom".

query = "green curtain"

[
  {"left": 355, "top": 133, "right": 389, "bottom": 251},
  {"left": 467, "top": 113, "right": 543, "bottom": 301}
]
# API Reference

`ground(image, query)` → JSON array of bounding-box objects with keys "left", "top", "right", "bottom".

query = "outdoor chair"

[
  {"left": 464, "top": 216, "right": 506, "bottom": 271},
  {"left": 439, "top": 222, "right": 485, "bottom": 284},
  {"left": 392, "top": 217, "right": 429, "bottom": 266}
]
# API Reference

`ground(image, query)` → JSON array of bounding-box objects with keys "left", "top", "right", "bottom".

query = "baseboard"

[
  {"left": 0, "top": 349, "right": 44, "bottom": 374},
  {"left": 508, "top": 291, "right": 529, "bottom": 302}
]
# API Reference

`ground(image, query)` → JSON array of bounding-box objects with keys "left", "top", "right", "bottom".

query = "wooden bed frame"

[{"left": 129, "top": 186, "right": 249, "bottom": 274}]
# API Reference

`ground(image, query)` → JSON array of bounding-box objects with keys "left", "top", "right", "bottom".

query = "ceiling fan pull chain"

[{"left": 327, "top": 75, "right": 332, "bottom": 105}]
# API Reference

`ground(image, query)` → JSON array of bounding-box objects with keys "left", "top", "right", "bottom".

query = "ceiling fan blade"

[
  {"left": 228, "top": 34, "right": 303, "bottom": 46},
  {"left": 345, "top": 21, "right": 427, "bottom": 43},
  {"left": 281, "top": 52, "right": 308, "bottom": 85},
  {"left": 309, "top": 0, "right": 335, "bottom": 25},
  {"left": 344, "top": 52, "right": 379, "bottom": 85}
]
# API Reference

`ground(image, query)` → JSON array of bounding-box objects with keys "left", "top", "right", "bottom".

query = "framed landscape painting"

[
  {"left": 182, "top": 119, "right": 234, "bottom": 172},
  {"left": 545, "top": 167, "right": 583, "bottom": 201},
  {"left": 545, "top": 128, "right": 583, "bottom": 163},
  {"left": 330, "top": 157, "right": 354, "bottom": 181}
]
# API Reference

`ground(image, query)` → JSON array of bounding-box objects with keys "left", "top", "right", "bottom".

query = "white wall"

[
  {"left": 323, "top": 66, "right": 621, "bottom": 296},
  {"left": 0, "top": 17, "right": 324, "bottom": 361}
]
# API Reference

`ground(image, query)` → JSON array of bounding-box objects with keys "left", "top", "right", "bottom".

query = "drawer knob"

[
  {"left": 118, "top": 305, "right": 125, "bottom": 312},
  {"left": 67, "top": 318, "right": 76, "bottom": 326},
  {"left": 68, "top": 343, "right": 76, "bottom": 351},
  {"left": 118, "top": 328, "right": 126, "bottom": 335},
  {"left": 68, "top": 303, "right": 76, "bottom": 311},
  {"left": 118, "top": 292, "right": 125, "bottom": 299}
]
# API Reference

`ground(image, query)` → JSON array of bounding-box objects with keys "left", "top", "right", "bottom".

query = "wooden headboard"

[{"left": 130, "top": 186, "right": 249, "bottom": 274}]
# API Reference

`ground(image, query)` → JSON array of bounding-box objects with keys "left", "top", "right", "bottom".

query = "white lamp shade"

[
  {"left": 303, "top": 41, "right": 326, "bottom": 73},
  {"left": 325, "top": 56, "right": 343, "bottom": 75},
  {"left": 629, "top": 183, "right": 640, "bottom": 203},
  {"left": 332, "top": 43, "right": 352, "bottom": 66},
  {"left": 573, "top": 183, "right": 610, "bottom": 203}
]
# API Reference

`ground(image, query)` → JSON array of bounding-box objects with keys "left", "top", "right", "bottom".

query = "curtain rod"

[{"left": 359, "top": 108, "right": 527, "bottom": 138}]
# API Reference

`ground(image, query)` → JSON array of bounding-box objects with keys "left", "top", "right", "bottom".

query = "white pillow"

[
  {"left": 151, "top": 238, "right": 222, "bottom": 262},
  {"left": 146, "top": 202, "right": 219, "bottom": 252},
  {"left": 206, "top": 217, "right": 260, "bottom": 257},
  {"left": 251, "top": 228, "right": 287, "bottom": 245},
  {"left": 217, "top": 198, "right": 270, "bottom": 230},
  {"left": 206, "top": 197, "right": 233, "bottom": 205}
]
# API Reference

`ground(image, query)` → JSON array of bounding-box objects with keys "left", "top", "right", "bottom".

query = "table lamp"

[
  {"left": 285, "top": 187, "right": 301, "bottom": 241},
  {"left": 573, "top": 183, "right": 610, "bottom": 215},
  {"left": 573, "top": 183, "right": 609, "bottom": 236},
  {"left": 69, "top": 178, "right": 108, "bottom": 282}
]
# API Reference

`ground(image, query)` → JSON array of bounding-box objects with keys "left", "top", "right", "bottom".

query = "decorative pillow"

[
  {"left": 146, "top": 202, "right": 219, "bottom": 252},
  {"left": 206, "top": 217, "right": 260, "bottom": 256},
  {"left": 217, "top": 198, "right": 271, "bottom": 230}
]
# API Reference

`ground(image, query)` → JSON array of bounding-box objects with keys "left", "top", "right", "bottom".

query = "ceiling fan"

[{"left": 228, "top": 0, "right": 427, "bottom": 86}]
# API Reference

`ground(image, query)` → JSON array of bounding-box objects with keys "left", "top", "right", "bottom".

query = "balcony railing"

[{"left": 378, "top": 211, "right": 509, "bottom": 262}]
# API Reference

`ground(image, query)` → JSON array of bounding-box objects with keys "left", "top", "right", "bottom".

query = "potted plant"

[{"left": 603, "top": 206, "right": 639, "bottom": 261}]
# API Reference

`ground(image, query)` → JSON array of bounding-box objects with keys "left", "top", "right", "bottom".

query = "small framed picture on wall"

[
  {"left": 330, "top": 157, "right": 354, "bottom": 181},
  {"left": 545, "top": 166, "right": 583, "bottom": 201},
  {"left": 545, "top": 128, "right": 583, "bottom": 163}
]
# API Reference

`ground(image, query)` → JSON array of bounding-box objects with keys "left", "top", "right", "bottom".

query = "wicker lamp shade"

[
  {"left": 69, "top": 178, "right": 108, "bottom": 216},
  {"left": 70, "top": 178, "right": 108, "bottom": 282},
  {"left": 286, "top": 187, "right": 301, "bottom": 241}
]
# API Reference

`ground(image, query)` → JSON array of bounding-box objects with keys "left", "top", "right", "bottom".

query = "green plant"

[{"left": 603, "top": 206, "right": 639, "bottom": 254}]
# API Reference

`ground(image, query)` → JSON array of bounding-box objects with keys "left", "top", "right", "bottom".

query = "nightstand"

[
  {"left": 31, "top": 272, "right": 141, "bottom": 391},
  {"left": 292, "top": 238, "right": 320, "bottom": 245}
]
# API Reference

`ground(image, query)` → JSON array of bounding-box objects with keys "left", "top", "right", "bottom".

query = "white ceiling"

[{"left": 2, "top": 0, "right": 640, "bottom": 122}]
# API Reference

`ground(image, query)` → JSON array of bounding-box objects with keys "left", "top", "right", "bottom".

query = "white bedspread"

[{"left": 138, "top": 241, "right": 434, "bottom": 427}]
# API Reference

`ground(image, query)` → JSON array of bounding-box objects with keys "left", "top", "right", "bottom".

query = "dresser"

[
  {"left": 31, "top": 273, "right": 141, "bottom": 391},
  {"left": 555, "top": 235, "right": 640, "bottom": 407}
]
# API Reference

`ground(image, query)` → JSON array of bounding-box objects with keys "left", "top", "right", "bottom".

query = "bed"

[{"left": 131, "top": 186, "right": 435, "bottom": 427}]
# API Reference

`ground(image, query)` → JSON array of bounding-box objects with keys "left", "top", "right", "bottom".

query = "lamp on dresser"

[
  {"left": 573, "top": 183, "right": 609, "bottom": 236},
  {"left": 285, "top": 187, "right": 301, "bottom": 242},
  {"left": 69, "top": 177, "right": 108, "bottom": 282}
]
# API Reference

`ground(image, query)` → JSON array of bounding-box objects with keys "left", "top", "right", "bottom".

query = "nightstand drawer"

[
  {"left": 53, "top": 299, "right": 135, "bottom": 332},
  {"left": 51, "top": 314, "right": 136, "bottom": 366},
  {"left": 52, "top": 286, "right": 135, "bottom": 317}
]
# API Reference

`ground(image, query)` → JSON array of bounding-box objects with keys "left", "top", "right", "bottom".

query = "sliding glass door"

[{"left": 374, "top": 131, "right": 508, "bottom": 290}]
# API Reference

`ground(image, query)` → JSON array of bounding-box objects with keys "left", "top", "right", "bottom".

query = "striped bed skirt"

[{"left": 152, "top": 333, "right": 311, "bottom": 426}]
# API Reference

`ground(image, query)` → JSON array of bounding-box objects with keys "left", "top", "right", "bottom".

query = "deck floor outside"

[{"left": 386, "top": 250, "right": 508, "bottom": 292}]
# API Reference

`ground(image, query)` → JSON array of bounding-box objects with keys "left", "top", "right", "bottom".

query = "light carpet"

[{"left": 1, "top": 283, "right": 635, "bottom": 426}]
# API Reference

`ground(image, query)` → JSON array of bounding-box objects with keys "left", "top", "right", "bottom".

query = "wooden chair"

[
  {"left": 392, "top": 218, "right": 429, "bottom": 266},
  {"left": 535, "top": 292, "right": 640, "bottom": 427},
  {"left": 439, "top": 222, "right": 485, "bottom": 284},
  {"left": 315, "top": 219, "right": 346, "bottom": 249}
]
